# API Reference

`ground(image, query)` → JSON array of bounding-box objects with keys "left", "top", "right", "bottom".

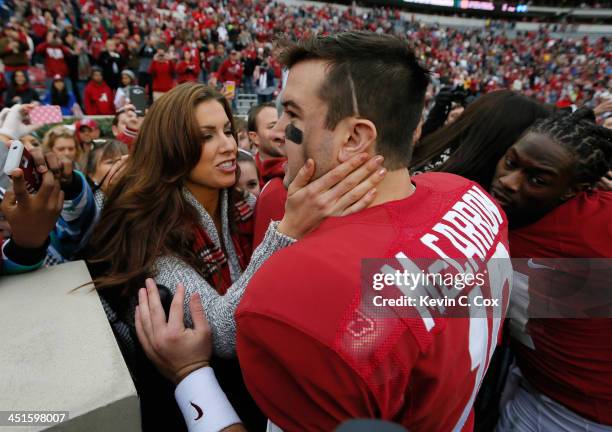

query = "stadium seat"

[{"left": 235, "top": 93, "right": 259, "bottom": 117}]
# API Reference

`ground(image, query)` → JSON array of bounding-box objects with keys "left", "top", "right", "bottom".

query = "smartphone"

[
  {"left": 29, "top": 105, "right": 63, "bottom": 125},
  {"left": 224, "top": 81, "right": 236, "bottom": 98},
  {"left": 3, "top": 141, "right": 42, "bottom": 194},
  {"left": 128, "top": 85, "right": 147, "bottom": 117}
]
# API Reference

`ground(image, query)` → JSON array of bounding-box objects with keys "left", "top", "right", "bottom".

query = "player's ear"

[{"left": 338, "top": 117, "right": 377, "bottom": 163}]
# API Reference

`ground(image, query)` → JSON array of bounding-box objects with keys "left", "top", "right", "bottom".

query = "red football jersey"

[
  {"left": 236, "top": 173, "right": 511, "bottom": 431},
  {"left": 509, "top": 190, "right": 612, "bottom": 425}
]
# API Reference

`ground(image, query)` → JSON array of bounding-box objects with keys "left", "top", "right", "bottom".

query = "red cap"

[
  {"left": 76, "top": 118, "right": 99, "bottom": 130},
  {"left": 53, "top": 74, "right": 63, "bottom": 81},
  {"left": 556, "top": 100, "right": 572, "bottom": 108}
]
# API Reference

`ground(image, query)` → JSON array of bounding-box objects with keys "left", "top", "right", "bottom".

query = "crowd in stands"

[
  {"left": 0, "top": 0, "right": 610, "bottom": 114},
  {"left": 1, "top": 1, "right": 612, "bottom": 432}
]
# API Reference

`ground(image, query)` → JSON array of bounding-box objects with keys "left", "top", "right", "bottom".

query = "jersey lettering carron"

[{"left": 353, "top": 179, "right": 512, "bottom": 431}]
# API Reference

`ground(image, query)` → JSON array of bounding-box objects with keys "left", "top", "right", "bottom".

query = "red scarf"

[{"left": 191, "top": 197, "right": 254, "bottom": 295}]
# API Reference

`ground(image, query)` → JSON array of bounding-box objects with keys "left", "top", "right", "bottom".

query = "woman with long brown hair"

[
  {"left": 86, "top": 82, "right": 383, "bottom": 430},
  {"left": 411, "top": 90, "right": 553, "bottom": 188}
]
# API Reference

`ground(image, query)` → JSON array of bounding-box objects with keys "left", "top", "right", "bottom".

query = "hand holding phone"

[
  {"left": 225, "top": 81, "right": 236, "bottom": 97},
  {"left": 223, "top": 81, "right": 236, "bottom": 101},
  {"left": 0, "top": 104, "right": 40, "bottom": 140},
  {"left": 127, "top": 86, "right": 147, "bottom": 117},
  {"left": 3, "top": 140, "right": 42, "bottom": 193},
  {"left": 0, "top": 163, "right": 63, "bottom": 249}
]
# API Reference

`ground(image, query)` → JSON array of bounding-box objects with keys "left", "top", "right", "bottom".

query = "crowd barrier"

[{"left": 0, "top": 261, "right": 140, "bottom": 431}]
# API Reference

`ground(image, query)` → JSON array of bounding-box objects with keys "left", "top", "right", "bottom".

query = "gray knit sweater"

[
  {"left": 152, "top": 188, "right": 295, "bottom": 358},
  {"left": 102, "top": 187, "right": 295, "bottom": 360}
]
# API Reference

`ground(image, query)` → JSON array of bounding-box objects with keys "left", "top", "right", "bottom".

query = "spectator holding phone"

[
  {"left": 5, "top": 70, "right": 39, "bottom": 107},
  {"left": 98, "top": 38, "right": 125, "bottom": 90},
  {"left": 148, "top": 46, "right": 176, "bottom": 101},
  {"left": 176, "top": 50, "right": 201, "bottom": 84},
  {"left": 83, "top": 67, "right": 115, "bottom": 115},
  {"left": 217, "top": 50, "right": 243, "bottom": 90},
  {"left": 0, "top": 152, "right": 63, "bottom": 274},
  {"left": 0, "top": 104, "right": 96, "bottom": 271},
  {"left": 42, "top": 75, "right": 79, "bottom": 116},
  {"left": 35, "top": 31, "right": 72, "bottom": 90},
  {"left": 0, "top": 105, "right": 60, "bottom": 274},
  {"left": 253, "top": 60, "right": 277, "bottom": 104}
]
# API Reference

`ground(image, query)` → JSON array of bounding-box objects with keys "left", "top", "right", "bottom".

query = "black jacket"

[
  {"left": 97, "top": 51, "right": 124, "bottom": 90},
  {"left": 6, "top": 85, "right": 40, "bottom": 107}
]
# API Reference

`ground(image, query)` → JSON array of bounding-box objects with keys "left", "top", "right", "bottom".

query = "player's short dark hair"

[
  {"left": 277, "top": 31, "right": 430, "bottom": 169},
  {"left": 247, "top": 102, "right": 276, "bottom": 133}
]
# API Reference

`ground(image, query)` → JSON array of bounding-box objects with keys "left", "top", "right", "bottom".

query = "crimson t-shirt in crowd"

[
  {"left": 508, "top": 190, "right": 612, "bottom": 425},
  {"left": 254, "top": 153, "right": 286, "bottom": 187},
  {"left": 237, "top": 173, "right": 511, "bottom": 431},
  {"left": 148, "top": 60, "right": 175, "bottom": 92},
  {"left": 83, "top": 81, "right": 114, "bottom": 115},
  {"left": 34, "top": 43, "right": 70, "bottom": 78},
  {"left": 176, "top": 59, "right": 200, "bottom": 83},
  {"left": 217, "top": 59, "right": 244, "bottom": 85},
  {"left": 253, "top": 177, "right": 287, "bottom": 249}
]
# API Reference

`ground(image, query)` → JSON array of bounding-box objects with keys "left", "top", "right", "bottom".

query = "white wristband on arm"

[{"left": 175, "top": 367, "right": 241, "bottom": 432}]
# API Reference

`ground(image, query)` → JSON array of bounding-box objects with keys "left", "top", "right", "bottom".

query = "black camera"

[{"left": 450, "top": 85, "right": 469, "bottom": 104}]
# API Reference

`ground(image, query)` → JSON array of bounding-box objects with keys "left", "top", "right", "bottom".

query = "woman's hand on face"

[{"left": 277, "top": 153, "right": 386, "bottom": 239}]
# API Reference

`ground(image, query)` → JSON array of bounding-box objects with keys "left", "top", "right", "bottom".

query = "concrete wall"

[{"left": 0, "top": 261, "right": 140, "bottom": 432}]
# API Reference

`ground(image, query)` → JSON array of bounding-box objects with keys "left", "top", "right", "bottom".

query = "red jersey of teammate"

[
  {"left": 509, "top": 190, "right": 612, "bottom": 425},
  {"left": 237, "top": 173, "right": 511, "bottom": 431},
  {"left": 253, "top": 178, "right": 287, "bottom": 249}
]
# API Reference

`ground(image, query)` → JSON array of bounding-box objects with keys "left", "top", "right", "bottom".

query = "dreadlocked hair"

[{"left": 529, "top": 107, "right": 612, "bottom": 186}]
